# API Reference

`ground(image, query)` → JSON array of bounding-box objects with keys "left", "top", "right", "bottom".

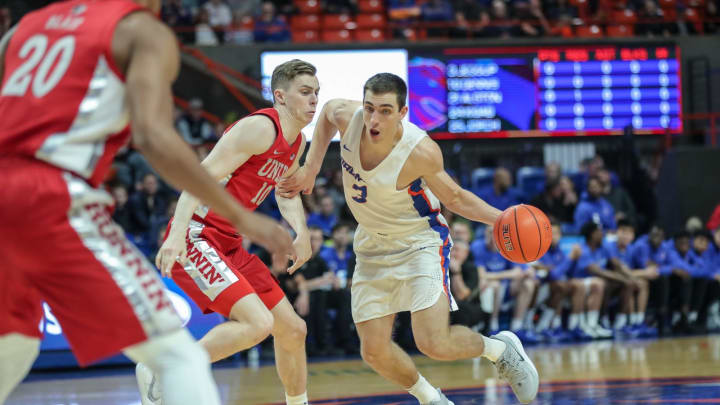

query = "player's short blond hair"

[{"left": 271, "top": 59, "right": 317, "bottom": 97}]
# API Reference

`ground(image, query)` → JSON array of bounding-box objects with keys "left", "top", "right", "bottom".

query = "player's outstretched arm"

[
  {"left": 116, "top": 13, "right": 293, "bottom": 270},
  {"left": 276, "top": 133, "right": 312, "bottom": 274},
  {"left": 277, "top": 98, "right": 360, "bottom": 197},
  {"left": 410, "top": 138, "right": 501, "bottom": 225}
]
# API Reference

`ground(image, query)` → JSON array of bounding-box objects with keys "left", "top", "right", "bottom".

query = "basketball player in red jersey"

[
  {"left": 0, "top": 1, "right": 294, "bottom": 404},
  {"left": 136, "top": 59, "right": 318, "bottom": 405}
]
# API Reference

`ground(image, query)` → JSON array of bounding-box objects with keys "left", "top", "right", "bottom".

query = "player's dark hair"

[
  {"left": 673, "top": 231, "right": 690, "bottom": 241},
  {"left": 693, "top": 230, "right": 712, "bottom": 241},
  {"left": 581, "top": 221, "right": 600, "bottom": 241},
  {"left": 617, "top": 219, "right": 634, "bottom": 230},
  {"left": 363, "top": 73, "right": 407, "bottom": 109},
  {"left": 332, "top": 222, "right": 353, "bottom": 234}
]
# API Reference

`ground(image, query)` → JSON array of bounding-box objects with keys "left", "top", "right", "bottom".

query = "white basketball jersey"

[{"left": 340, "top": 108, "right": 450, "bottom": 243}]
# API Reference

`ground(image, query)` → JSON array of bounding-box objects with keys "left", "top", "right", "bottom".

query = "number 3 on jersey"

[
  {"left": 352, "top": 184, "right": 367, "bottom": 203},
  {"left": 1, "top": 34, "right": 75, "bottom": 98}
]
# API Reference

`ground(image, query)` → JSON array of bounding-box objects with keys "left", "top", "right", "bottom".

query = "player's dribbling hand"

[
  {"left": 156, "top": 231, "right": 187, "bottom": 278},
  {"left": 287, "top": 232, "right": 311, "bottom": 274},
  {"left": 276, "top": 166, "right": 316, "bottom": 198}
]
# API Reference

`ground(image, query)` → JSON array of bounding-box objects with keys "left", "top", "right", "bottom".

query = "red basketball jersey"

[
  {"left": 193, "top": 108, "right": 303, "bottom": 235},
  {"left": 0, "top": 0, "right": 144, "bottom": 187}
]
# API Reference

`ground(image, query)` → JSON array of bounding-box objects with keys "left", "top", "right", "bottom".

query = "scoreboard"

[{"left": 408, "top": 44, "right": 682, "bottom": 138}]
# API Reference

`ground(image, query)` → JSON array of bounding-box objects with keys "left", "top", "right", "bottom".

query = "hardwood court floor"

[{"left": 8, "top": 334, "right": 720, "bottom": 405}]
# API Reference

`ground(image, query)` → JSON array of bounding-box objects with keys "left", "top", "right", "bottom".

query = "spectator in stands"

[
  {"left": 227, "top": 10, "right": 254, "bottom": 44},
  {"left": 566, "top": 222, "right": 616, "bottom": 339},
  {"left": 530, "top": 178, "right": 575, "bottom": 224},
  {"left": 545, "top": 162, "right": 562, "bottom": 184},
  {"left": 544, "top": 0, "right": 578, "bottom": 37},
  {"left": 481, "top": 0, "right": 519, "bottom": 38},
  {"left": 318, "top": 223, "right": 356, "bottom": 354},
  {"left": 451, "top": 221, "right": 473, "bottom": 245},
  {"left": 636, "top": 0, "right": 677, "bottom": 36},
  {"left": 685, "top": 230, "right": 716, "bottom": 332},
  {"left": 161, "top": 0, "right": 194, "bottom": 43},
  {"left": 451, "top": 0, "right": 490, "bottom": 38},
  {"left": 514, "top": 0, "right": 551, "bottom": 37},
  {"left": 574, "top": 175, "right": 617, "bottom": 232},
  {"left": 204, "top": 0, "right": 232, "bottom": 43},
  {"left": 449, "top": 240, "right": 488, "bottom": 329},
  {"left": 559, "top": 176, "right": 578, "bottom": 216},
  {"left": 630, "top": 225, "right": 672, "bottom": 334},
  {"left": 110, "top": 150, "right": 134, "bottom": 188},
  {"left": 475, "top": 226, "right": 538, "bottom": 342},
  {"left": 195, "top": 8, "right": 220, "bottom": 45},
  {"left": 533, "top": 223, "right": 573, "bottom": 337},
  {"left": 325, "top": 170, "right": 346, "bottom": 219},
  {"left": 177, "top": 98, "right": 217, "bottom": 146},
  {"left": 475, "top": 167, "right": 522, "bottom": 211},
  {"left": 665, "top": 231, "right": 704, "bottom": 333},
  {"left": 598, "top": 169, "right": 637, "bottom": 225},
  {"left": 604, "top": 219, "right": 652, "bottom": 333},
  {"left": 294, "top": 227, "right": 342, "bottom": 356},
  {"left": 111, "top": 184, "right": 134, "bottom": 234},
  {"left": 703, "top": 0, "right": 720, "bottom": 34},
  {"left": 388, "top": 0, "right": 422, "bottom": 39},
  {"left": 308, "top": 195, "right": 338, "bottom": 237},
  {"left": 253, "top": 1, "right": 291, "bottom": 43},
  {"left": 420, "top": 0, "right": 455, "bottom": 38},
  {"left": 0, "top": 7, "right": 10, "bottom": 37},
  {"left": 128, "top": 173, "right": 169, "bottom": 237}
]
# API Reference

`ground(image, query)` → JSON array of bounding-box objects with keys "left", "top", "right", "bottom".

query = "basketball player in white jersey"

[{"left": 278, "top": 73, "right": 539, "bottom": 404}]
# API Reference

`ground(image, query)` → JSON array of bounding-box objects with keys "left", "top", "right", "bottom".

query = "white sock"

[
  {"left": 633, "top": 312, "right": 644, "bottom": 325},
  {"left": 586, "top": 311, "right": 599, "bottom": 328},
  {"left": 481, "top": 335, "right": 507, "bottom": 363},
  {"left": 614, "top": 313, "right": 628, "bottom": 330},
  {"left": 0, "top": 333, "right": 40, "bottom": 404},
  {"left": 569, "top": 313, "right": 580, "bottom": 330},
  {"left": 601, "top": 315, "right": 610, "bottom": 328},
  {"left": 689, "top": 311, "right": 698, "bottom": 323},
  {"left": 407, "top": 374, "right": 440, "bottom": 404},
  {"left": 551, "top": 316, "right": 562, "bottom": 330},
  {"left": 490, "top": 317, "right": 499, "bottom": 331},
  {"left": 510, "top": 318, "right": 523, "bottom": 331},
  {"left": 524, "top": 308, "right": 536, "bottom": 330},
  {"left": 672, "top": 312, "right": 681, "bottom": 325},
  {"left": 286, "top": 392, "right": 309, "bottom": 405},
  {"left": 537, "top": 309, "right": 555, "bottom": 331},
  {"left": 709, "top": 301, "right": 719, "bottom": 316}
]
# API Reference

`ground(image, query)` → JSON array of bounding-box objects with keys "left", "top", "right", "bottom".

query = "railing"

[
  {"left": 179, "top": 43, "right": 260, "bottom": 112},
  {"left": 680, "top": 112, "right": 720, "bottom": 146}
]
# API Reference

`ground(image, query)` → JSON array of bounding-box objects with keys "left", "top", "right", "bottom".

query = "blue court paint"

[{"left": 268, "top": 376, "right": 720, "bottom": 404}]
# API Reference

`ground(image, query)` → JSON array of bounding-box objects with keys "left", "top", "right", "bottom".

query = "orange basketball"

[{"left": 493, "top": 204, "right": 553, "bottom": 264}]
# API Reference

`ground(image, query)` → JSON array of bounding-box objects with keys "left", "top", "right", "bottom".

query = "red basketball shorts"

[
  {"left": 0, "top": 159, "right": 182, "bottom": 366},
  {"left": 170, "top": 220, "right": 285, "bottom": 318}
]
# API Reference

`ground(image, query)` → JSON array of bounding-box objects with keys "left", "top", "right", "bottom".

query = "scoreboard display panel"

[{"left": 408, "top": 44, "right": 681, "bottom": 138}]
